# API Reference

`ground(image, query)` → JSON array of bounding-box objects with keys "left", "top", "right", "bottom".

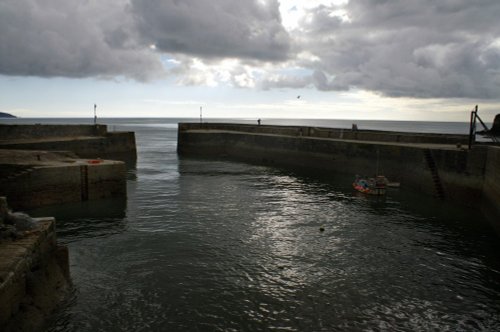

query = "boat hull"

[{"left": 353, "top": 183, "right": 386, "bottom": 195}]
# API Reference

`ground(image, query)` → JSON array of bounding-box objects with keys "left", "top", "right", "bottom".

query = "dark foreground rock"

[{"left": 0, "top": 197, "right": 71, "bottom": 332}]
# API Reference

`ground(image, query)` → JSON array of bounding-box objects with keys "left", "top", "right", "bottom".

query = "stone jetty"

[
  {"left": 0, "top": 124, "right": 136, "bottom": 210},
  {"left": 177, "top": 122, "right": 500, "bottom": 234},
  {"left": 0, "top": 123, "right": 137, "bottom": 330},
  {"left": 0, "top": 197, "right": 70, "bottom": 331}
]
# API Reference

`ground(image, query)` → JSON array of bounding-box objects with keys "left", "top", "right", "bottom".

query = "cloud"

[
  {"left": 0, "top": 0, "right": 291, "bottom": 80},
  {"left": 0, "top": 0, "right": 164, "bottom": 80},
  {"left": 131, "top": 0, "right": 291, "bottom": 61},
  {"left": 294, "top": 0, "right": 500, "bottom": 98},
  {"left": 260, "top": 72, "right": 312, "bottom": 90},
  {"left": 1, "top": 0, "right": 500, "bottom": 100}
]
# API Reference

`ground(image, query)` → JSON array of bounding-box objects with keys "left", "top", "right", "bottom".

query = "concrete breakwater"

[
  {"left": 0, "top": 150, "right": 127, "bottom": 210},
  {"left": 0, "top": 124, "right": 136, "bottom": 210},
  {"left": 0, "top": 197, "right": 70, "bottom": 332},
  {"left": 177, "top": 123, "right": 500, "bottom": 233},
  {"left": 0, "top": 124, "right": 136, "bottom": 330},
  {"left": 0, "top": 123, "right": 137, "bottom": 161}
]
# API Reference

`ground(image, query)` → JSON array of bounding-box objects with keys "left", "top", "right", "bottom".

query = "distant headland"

[{"left": 0, "top": 112, "right": 16, "bottom": 118}]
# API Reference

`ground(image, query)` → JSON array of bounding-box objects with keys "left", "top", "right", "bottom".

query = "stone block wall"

[
  {"left": 177, "top": 127, "right": 487, "bottom": 208},
  {"left": 0, "top": 161, "right": 126, "bottom": 210},
  {"left": 482, "top": 146, "right": 500, "bottom": 231},
  {"left": 178, "top": 123, "right": 469, "bottom": 145},
  {"left": 0, "top": 132, "right": 137, "bottom": 161},
  {"left": 0, "top": 216, "right": 70, "bottom": 331},
  {"left": 179, "top": 123, "right": 500, "bottom": 231},
  {"left": 0, "top": 124, "right": 107, "bottom": 140}
]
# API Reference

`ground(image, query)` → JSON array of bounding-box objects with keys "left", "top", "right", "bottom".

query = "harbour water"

[{"left": 3, "top": 118, "right": 500, "bottom": 331}]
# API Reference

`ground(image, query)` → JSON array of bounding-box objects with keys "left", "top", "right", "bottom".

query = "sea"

[{"left": 1, "top": 117, "right": 500, "bottom": 331}]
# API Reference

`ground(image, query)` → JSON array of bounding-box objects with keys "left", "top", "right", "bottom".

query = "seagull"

[{"left": 297, "top": 95, "right": 301, "bottom": 99}]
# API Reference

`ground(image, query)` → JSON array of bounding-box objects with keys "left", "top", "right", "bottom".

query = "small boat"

[{"left": 353, "top": 175, "right": 387, "bottom": 195}]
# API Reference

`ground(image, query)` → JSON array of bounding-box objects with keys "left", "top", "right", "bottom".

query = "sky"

[{"left": 1, "top": 0, "right": 500, "bottom": 121}]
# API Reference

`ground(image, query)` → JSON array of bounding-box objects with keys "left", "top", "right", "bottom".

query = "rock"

[
  {"left": 6, "top": 212, "right": 39, "bottom": 232},
  {"left": 0, "top": 224, "right": 18, "bottom": 241}
]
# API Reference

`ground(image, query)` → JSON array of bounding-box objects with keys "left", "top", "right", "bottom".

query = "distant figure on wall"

[{"left": 257, "top": 119, "right": 261, "bottom": 125}]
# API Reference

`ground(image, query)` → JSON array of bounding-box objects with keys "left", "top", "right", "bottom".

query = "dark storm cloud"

[
  {"left": 296, "top": 0, "right": 500, "bottom": 98},
  {"left": 131, "top": 0, "right": 291, "bottom": 61},
  {"left": 0, "top": 0, "right": 291, "bottom": 80},
  {"left": 0, "top": 0, "right": 164, "bottom": 80}
]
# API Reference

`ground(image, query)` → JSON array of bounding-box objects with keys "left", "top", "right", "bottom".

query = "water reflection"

[
  {"left": 174, "top": 157, "right": 500, "bottom": 330},
  {"left": 28, "top": 197, "right": 127, "bottom": 242},
  {"left": 41, "top": 123, "right": 500, "bottom": 332}
]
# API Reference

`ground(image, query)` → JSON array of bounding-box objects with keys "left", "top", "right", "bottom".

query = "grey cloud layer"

[
  {"left": 0, "top": 0, "right": 290, "bottom": 80},
  {"left": 0, "top": 0, "right": 164, "bottom": 80},
  {"left": 131, "top": 0, "right": 290, "bottom": 61},
  {"left": 1, "top": 0, "right": 500, "bottom": 99},
  {"left": 296, "top": 0, "right": 500, "bottom": 98}
]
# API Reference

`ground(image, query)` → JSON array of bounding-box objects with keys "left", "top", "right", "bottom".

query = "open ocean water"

[{"left": 2, "top": 118, "right": 500, "bottom": 331}]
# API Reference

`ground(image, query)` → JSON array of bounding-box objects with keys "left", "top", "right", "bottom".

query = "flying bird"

[{"left": 297, "top": 95, "right": 301, "bottom": 99}]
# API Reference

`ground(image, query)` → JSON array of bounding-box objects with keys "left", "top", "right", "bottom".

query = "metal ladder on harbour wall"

[
  {"left": 423, "top": 149, "right": 445, "bottom": 200},
  {"left": 80, "top": 165, "right": 89, "bottom": 201}
]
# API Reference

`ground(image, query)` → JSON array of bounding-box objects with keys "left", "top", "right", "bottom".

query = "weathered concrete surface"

[
  {"left": 0, "top": 150, "right": 126, "bottom": 210},
  {"left": 0, "top": 124, "right": 107, "bottom": 140},
  {"left": 178, "top": 122, "right": 469, "bottom": 145},
  {"left": 0, "top": 124, "right": 136, "bottom": 161},
  {"left": 0, "top": 215, "right": 70, "bottom": 332},
  {"left": 0, "top": 132, "right": 136, "bottom": 161},
  {"left": 178, "top": 123, "right": 500, "bottom": 231},
  {"left": 178, "top": 129, "right": 480, "bottom": 199}
]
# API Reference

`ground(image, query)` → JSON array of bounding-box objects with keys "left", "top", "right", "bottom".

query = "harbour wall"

[
  {"left": 0, "top": 124, "right": 107, "bottom": 140},
  {"left": 177, "top": 123, "right": 499, "bottom": 230},
  {"left": 0, "top": 124, "right": 137, "bottom": 161},
  {"left": 0, "top": 159, "right": 126, "bottom": 210},
  {"left": 0, "top": 198, "right": 71, "bottom": 331},
  {"left": 0, "top": 123, "right": 134, "bottom": 210},
  {"left": 482, "top": 146, "right": 500, "bottom": 233},
  {"left": 0, "top": 132, "right": 136, "bottom": 160},
  {"left": 178, "top": 122, "right": 469, "bottom": 145}
]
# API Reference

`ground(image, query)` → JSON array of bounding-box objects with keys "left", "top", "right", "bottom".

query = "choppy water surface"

[{"left": 18, "top": 119, "right": 500, "bottom": 331}]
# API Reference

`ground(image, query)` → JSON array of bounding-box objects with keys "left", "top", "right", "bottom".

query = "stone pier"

[
  {"left": 177, "top": 123, "right": 500, "bottom": 233},
  {"left": 0, "top": 197, "right": 70, "bottom": 331},
  {"left": 0, "top": 124, "right": 135, "bottom": 210}
]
